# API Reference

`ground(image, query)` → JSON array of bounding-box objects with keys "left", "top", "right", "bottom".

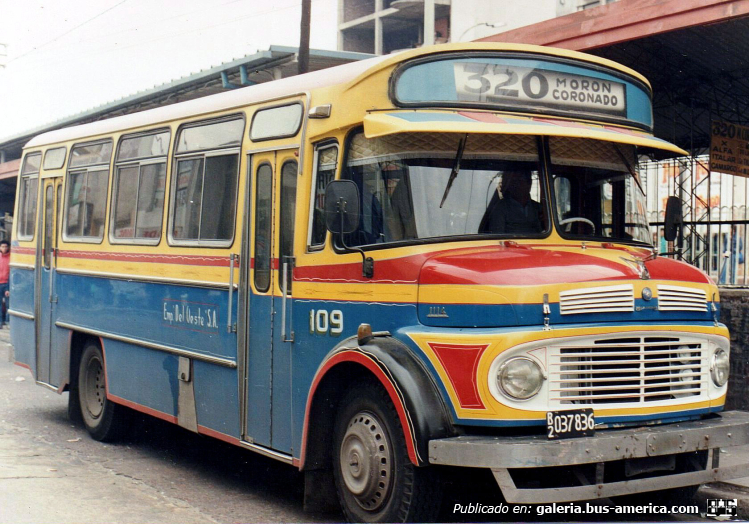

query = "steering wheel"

[{"left": 559, "top": 217, "right": 596, "bottom": 234}]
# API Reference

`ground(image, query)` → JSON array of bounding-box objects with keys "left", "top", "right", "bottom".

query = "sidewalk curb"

[{"left": 696, "top": 482, "right": 749, "bottom": 520}]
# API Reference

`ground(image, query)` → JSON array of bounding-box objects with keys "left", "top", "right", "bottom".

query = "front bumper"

[{"left": 429, "top": 410, "right": 749, "bottom": 503}]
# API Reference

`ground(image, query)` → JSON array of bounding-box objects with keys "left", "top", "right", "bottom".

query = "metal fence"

[{"left": 641, "top": 156, "right": 748, "bottom": 287}]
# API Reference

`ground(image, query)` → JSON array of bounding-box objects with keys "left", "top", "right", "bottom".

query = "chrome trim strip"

[
  {"left": 36, "top": 381, "right": 58, "bottom": 392},
  {"left": 9, "top": 310, "right": 35, "bottom": 321},
  {"left": 55, "top": 267, "right": 237, "bottom": 290},
  {"left": 54, "top": 321, "right": 237, "bottom": 368},
  {"left": 240, "top": 440, "right": 294, "bottom": 465},
  {"left": 10, "top": 263, "right": 35, "bottom": 270}
]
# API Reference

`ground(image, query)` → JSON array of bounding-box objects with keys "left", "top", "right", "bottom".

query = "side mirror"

[
  {"left": 324, "top": 180, "right": 360, "bottom": 234},
  {"left": 664, "top": 196, "right": 682, "bottom": 243}
]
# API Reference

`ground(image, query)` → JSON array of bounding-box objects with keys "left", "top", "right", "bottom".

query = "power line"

[{"left": 7, "top": 0, "right": 130, "bottom": 65}]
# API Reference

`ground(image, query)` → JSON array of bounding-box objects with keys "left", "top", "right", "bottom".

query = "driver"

[{"left": 479, "top": 170, "right": 542, "bottom": 234}]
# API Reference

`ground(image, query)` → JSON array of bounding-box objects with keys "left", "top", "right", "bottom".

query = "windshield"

[
  {"left": 342, "top": 131, "right": 547, "bottom": 247},
  {"left": 549, "top": 137, "right": 651, "bottom": 245}
]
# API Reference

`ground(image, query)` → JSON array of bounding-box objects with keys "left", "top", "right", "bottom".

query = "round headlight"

[
  {"left": 497, "top": 357, "right": 544, "bottom": 400},
  {"left": 710, "top": 349, "right": 730, "bottom": 387}
]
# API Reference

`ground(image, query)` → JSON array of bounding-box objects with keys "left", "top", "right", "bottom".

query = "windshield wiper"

[
  {"left": 439, "top": 134, "right": 468, "bottom": 208},
  {"left": 613, "top": 144, "right": 644, "bottom": 194}
]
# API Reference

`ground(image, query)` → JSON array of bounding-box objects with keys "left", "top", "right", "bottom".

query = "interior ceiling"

[{"left": 586, "top": 16, "right": 749, "bottom": 154}]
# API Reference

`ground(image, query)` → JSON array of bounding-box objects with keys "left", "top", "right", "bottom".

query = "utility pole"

[{"left": 298, "top": 0, "right": 311, "bottom": 75}]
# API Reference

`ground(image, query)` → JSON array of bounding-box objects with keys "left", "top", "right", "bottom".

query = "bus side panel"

[
  {"left": 103, "top": 339, "right": 180, "bottom": 419},
  {"left": 193, "top": 362, "right": 240, "bottom": 439},
  {"left": 291, "top": 299, "right": 421, "bottom": 457},
  {"left": 55, "top": 274, "right": 235, "bottom": 361},
  {"left": 9, "top": 267, "right": 36, "bottom": 372},
  {"left": 53, "top": 273, "right": 238, "bottom": 427}
]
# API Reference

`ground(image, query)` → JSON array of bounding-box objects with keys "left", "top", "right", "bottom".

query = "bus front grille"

[{"left": 548, "top": 336, "right": 707, "bottom": 406}]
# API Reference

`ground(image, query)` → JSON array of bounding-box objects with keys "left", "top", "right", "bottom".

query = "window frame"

[
  {"left": 306, "top": 140, "right": 339, "bottom": 251},
  {"left": 167, "top": 115, "right": 244, "bottom": 248},
  {"left": 253, "top": 161, "right": 274, "bottom": 293},
  {"left": 61, "top": 139, "right": 113, "bottom": 244},
  {"left": 17, "top": 152, "right": 42, "bottom": 241},
  {"left": 109, "top": 129, "right": 171, "bottom": 246},
  {"left": 42, "top": 147, "right": 67, "bottom": 171},
  {"left": 249, "top": 102, "right": 304, "bottom": 143}
]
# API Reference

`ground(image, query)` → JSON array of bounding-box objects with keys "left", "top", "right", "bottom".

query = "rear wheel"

[
  {"left": 333, "top": 380, "right": 440, "bottom": 523},
  {"left": 78, "top": 341, "right": 127, "bottom": 441}
]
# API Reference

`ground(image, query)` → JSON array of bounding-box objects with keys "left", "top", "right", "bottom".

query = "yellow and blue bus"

[{"left": 10, "top": 43, "right": 749, "bottom": 521}]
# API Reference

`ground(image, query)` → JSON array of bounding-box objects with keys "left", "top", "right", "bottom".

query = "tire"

[
  {"left": 78, "top": 341, "right": 127, "bottom": 441},
  {"left": 332, "top": 379, "right": 441, "bottom": 523},
  {"left": 67, "top": 386, "right": 83, "bottom": 425}
]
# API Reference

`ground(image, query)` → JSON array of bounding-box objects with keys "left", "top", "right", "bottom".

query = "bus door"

[
  {"left": 36, "top": 176, "right": 63, "bottom": 386},
  {"left": 245, "top": 149, "right": 298, "bottom": 453}
]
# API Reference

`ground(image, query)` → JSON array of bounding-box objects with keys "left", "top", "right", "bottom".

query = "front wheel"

[
  {"left": 333, "top": 379, "right": 441, "bottom": 523},
  {"left": 78, "top": 341, "right": 127, "bottom": 441}
]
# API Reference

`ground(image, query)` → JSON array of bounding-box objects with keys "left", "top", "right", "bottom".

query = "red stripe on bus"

[
  {"left": 56, "top": 249, "right": 234, "bottom": 267},
  {"left": 197, "top": 425, "right": 241, "bottom": 446},
  {"left": 14, "top": 361, "right": 31, "bottom": 371},
  {"left": 12, "top": 247, "right": 35, "bottom": 255},
  {"left": 108, "top": 393, "right": 179, "bottom": 424},
  {"left": 298, "top": 350, "right": 419, "bottom": 470}
]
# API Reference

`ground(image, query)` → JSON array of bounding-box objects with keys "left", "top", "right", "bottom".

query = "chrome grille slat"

[
  {"left": 548, "top": 335, "right": 708, "bottom": 406},
  {"left": 559, "top": 284, "right": 634, "bottom": 315},
  {"left": 658, "top": 285, "right": 707, "bottom": 312}
]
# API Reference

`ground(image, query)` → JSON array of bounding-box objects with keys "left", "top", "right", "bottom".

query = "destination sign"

[{"left": 453, "top": 62, "right": 627, "bottom": 117}]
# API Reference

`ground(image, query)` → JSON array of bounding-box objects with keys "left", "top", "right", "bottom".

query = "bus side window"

[
  {"left": 308, "top": 144, "right": 338, "bottom": 249},
  {"left": 17, "top": 153, "right": 41, "bottom": 240},
  {"left": 64, "top": 140, "right": 113, "bottom": 242},
  {"left": 171, "top": 117, "right": 243, "bottom": 245},
  {"left": 254, "top": 164, "right": 273, "bottom": 292},
  {"left": 279, "top": 160, "right": 298, "bottom": 294}
]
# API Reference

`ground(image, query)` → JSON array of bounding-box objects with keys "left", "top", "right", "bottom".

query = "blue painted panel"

[
  {"left": 271, "top": 294, "right": 292, "bottom": 453},
  {"left": 247, "top": 293, "right": 272, "bottom": 447},
  {"left": 103, "top": 338, "right": 180, "bottom": 417},
  {"left": 417, "top": 299, "right": 716, "bottom": 327},
  {"left": 193, "top": 361, "right": 240, "bottom": 438},
  {"left": 9, "top": 267, "right": 35, "bottom": 313},
  {"left": 55, "top": 274, "right": 237, "bottom": 362},
  {"left": 10, "top": 317, "right": 36, "bottom": 373}
]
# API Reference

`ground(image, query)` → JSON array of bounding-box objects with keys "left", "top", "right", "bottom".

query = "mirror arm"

[{"left": 337, "top": 199, "right": 374, "bottom": 279}]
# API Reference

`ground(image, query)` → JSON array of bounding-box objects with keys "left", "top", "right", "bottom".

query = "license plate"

[{"left": 546, "top": 409, "right": 595, "bottom": 440}]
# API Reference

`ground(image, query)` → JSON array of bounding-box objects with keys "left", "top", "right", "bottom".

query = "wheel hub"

[
  {"left": 339, "top": 410, "right": 392, "bottom": 512},
  {"left": 83, "top": 356, "right": 104, "bottom": 419}
]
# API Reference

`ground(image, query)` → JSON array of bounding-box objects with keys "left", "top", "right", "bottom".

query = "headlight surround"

[
  {"left": 496, "top": 357, "right": 544, "bottom": 400},
  {"left": 710, "top": 348, "right": 730, "bottom": 387}
]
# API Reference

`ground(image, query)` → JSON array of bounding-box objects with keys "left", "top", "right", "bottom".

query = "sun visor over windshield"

[{"left": 363, "top": 111, "right": 688, "bottom": 158}]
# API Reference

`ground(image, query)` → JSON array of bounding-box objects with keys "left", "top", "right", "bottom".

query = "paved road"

[{"left": 0, "top": 333, "right": 722, "bottom": 523}]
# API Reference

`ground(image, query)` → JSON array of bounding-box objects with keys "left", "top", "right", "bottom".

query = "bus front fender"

[{"left": 300, "top": 335, "right": 454, "bottom": 469}]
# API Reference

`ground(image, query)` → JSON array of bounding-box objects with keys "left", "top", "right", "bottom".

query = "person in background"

[{"left": 0, "top": 240, "right": 9, "bottom": 328}]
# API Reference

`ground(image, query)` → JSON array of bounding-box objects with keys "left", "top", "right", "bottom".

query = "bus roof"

[{"left": 24, "top": 43, "right": 651, "bottom": 150}]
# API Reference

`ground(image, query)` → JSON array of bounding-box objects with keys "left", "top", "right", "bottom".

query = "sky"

[{"left": 0, "top": 0, "right": 338, "bottom": 142}]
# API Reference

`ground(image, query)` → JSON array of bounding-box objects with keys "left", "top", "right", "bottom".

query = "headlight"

[
  {"left": 710, "top": 349, "right": 730, "bottom": 387},
  {"left": 497, "top": 357, "right": 544, "bottom": 400}
]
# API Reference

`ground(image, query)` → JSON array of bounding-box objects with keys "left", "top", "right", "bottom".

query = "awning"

[{"left": 363, "top": 110, "right": 688, "bottom": 156}]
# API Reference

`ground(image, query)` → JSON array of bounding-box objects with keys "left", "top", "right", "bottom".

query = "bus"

[{"left": 10, "top": 43, "right": 749, "bottom": 522}]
